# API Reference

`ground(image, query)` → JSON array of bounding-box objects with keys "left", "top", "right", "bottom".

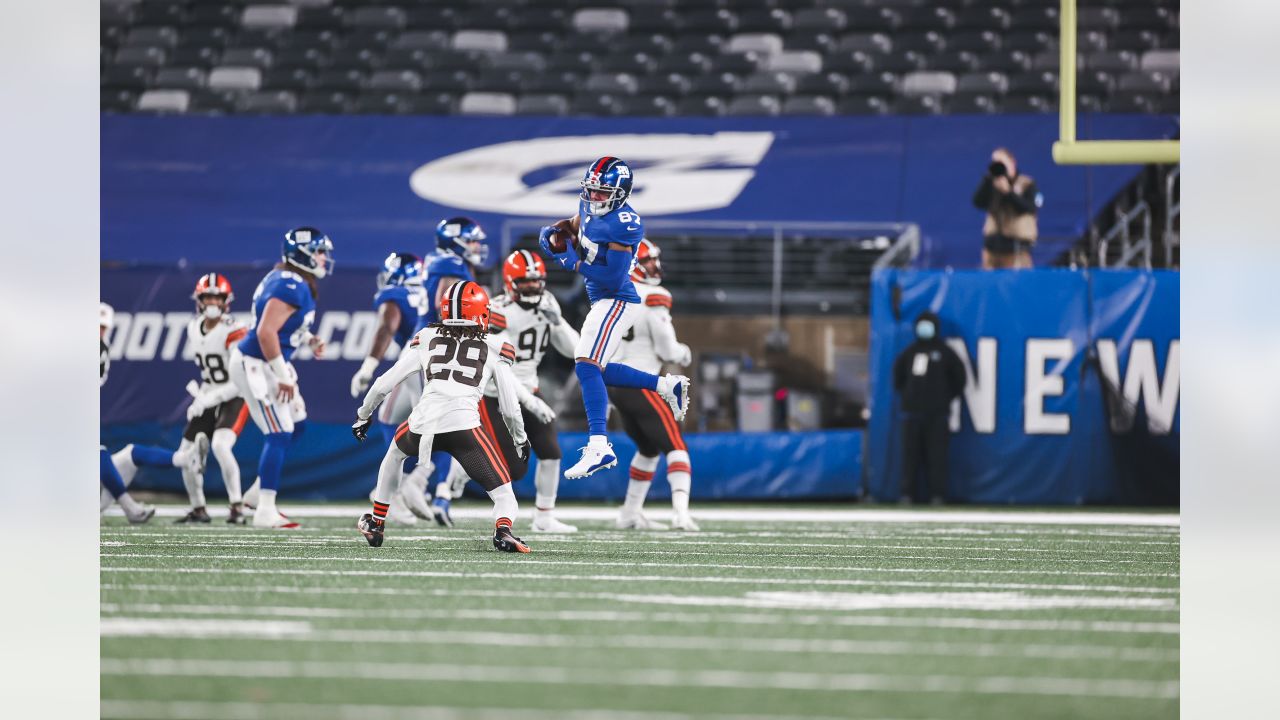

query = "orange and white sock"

[
  {"left": 488, "top": 482, "right": 518, "bottom": 529},
  {"left": 667, "top": 450, "right": 692, "bottom": 516},
  {"left": 623, "top": 454, "right": 659, "bottom": 514}
]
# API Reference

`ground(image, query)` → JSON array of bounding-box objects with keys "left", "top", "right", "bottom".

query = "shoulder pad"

[
  {"left": 224, "top": 326, "right": 249, "bottom": 348},
  {"left": 498, "top": 342, "right": 516, "bottom": 365},
  {"left": 644, "top": 291, "right": 673, "bottom": 309},
  {"left": 489, "top": 310, "right": 508, "bottom": 331},
  {"left": 408, "top": 329, "right": 427, "bottom": 348}
]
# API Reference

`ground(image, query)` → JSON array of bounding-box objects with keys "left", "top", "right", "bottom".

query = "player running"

[
  {"left": 609, "top": 240, "right": 698, "bottom": 531},
  {"left": 100, "top": 302, "right": 155, "bottom": 524},
  {"left": 348, "top": 252, "right": 428, "bottom": 526},
  {"left": 352, "top": 281, "right": 532, "bottom": 552},
  {"left": 423, "top": 250, "right": 580, "bottom": 532},
  {"left": 111, "top": 274, "right": 252, "bottom": 524},
  {"left": 231, "top": 227, "right": 333, "bottom": 529},
  {"left": 537, "top": 156, "right": 689, "bottom": 479}
]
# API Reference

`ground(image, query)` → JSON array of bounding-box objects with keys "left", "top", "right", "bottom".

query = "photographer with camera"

[{"left": 972, "top": 148, "right": 1042, "bottom": 269}]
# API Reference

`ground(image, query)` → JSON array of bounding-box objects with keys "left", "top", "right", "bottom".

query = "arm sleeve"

[
  {"left": 357, "top": 342, "right": 421, "bottom": 419},
  {"left": 492, "top": 362, "right": 528, "bottom": 444},
  {"left": 648, "top": 306, "right": 687, "bottom": 364},
  {"left": 576, "top": 246, "right": 633, "bottom": 292},
  {"left": 549, "top": 320, "right": 580, "bottom": 357},
  {"left": 1006, "top": 179, "right": 1040, "bottom": 214},
  {"left": 971, "top": 176, "right": 994, "bottom": 209}
]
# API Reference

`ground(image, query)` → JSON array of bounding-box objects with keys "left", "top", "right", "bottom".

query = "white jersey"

[
  {"left": 611, "top": 283, "right": 690, "bottom": 375},
  {"left": 484, "top": 293, "right": 579, "bottom": 396},
  {"left": 360, "top": 326, "right": 526, "bottom": 441},
  {"left": 187, "top": 315, "right": 248, "bottom": 404}
]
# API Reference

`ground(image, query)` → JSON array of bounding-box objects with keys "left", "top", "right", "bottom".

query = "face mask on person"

[{"left": 916, "top": 320, "right": 936, "bottom": 340}]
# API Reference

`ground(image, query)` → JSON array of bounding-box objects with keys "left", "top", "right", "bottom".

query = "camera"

[{"left": 988, "top": 161, "right": 1008, "bottom": 178}]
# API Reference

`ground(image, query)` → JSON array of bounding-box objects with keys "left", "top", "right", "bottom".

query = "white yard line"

[
  {"left": 98, "top": 613, "right": 1177, "bottom": 662},
  {"left": 100, "top": 700, "right": 902, "bottom": 720},
  {"left": 104, "top": 506, "right": 1179, "bottom": 527},
  {"left": 99, "top": 658, "right": 1179, "bottom": 700},
  {"left": 100, "top": 585, "right": 1179, "bottom": 634}
]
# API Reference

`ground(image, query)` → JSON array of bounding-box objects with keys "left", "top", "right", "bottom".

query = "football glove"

[
  {"left": 674, "top": 342, "right": 693, "bottom": 367},
  {"left": 516, "top": 438, "right": 531, "bottom": 462},
  {"left": 351, "top": 416, "right": 374, "bottom": 442},
  {"left": 536, "top": 294, "right": 562, "bottom": 326},
  {"left": 538, "top": 227, "right": 578, "bottom": 270},
  {"left": 186, "top": 396, "right": 208, "bottom": 421},
  {"left": 521, "top": 394, "right": 556, "bottom": 424}
]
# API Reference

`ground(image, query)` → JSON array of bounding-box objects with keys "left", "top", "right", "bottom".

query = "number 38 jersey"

[{"left": 187, "top": 315, "right": 248, "bottom": 391}]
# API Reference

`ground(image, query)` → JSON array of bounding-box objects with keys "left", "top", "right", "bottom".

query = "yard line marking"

[
  {"left": 99, "top": 564, "right": 1178, "bottom": 594},
  {"left": 103, "top": 505, "right": 1179, "bottom": 526},
  {"left": 100, "top": 700, "right": 895, "bottom": 720},
  {"left": 98, "top": 613, "right": 1178, "bottom": 662},
  {"left": 100, "top": 585, "right": 1180, "bottom": 634},
  {"left": 99, "top": 658, "right": 1180, "bottom": 700},
  {"left": 604, "top": 591, "right": 1176, "bottom": 612}
]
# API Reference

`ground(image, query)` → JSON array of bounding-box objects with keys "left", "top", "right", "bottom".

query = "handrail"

[
  {"left": 1164, "top": 167, "right": 1181, "bottom": 267},
  {"left": 1098, "top": 200, "right": 1151, "bottom": 269}
]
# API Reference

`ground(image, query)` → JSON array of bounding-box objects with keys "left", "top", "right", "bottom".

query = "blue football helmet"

[
  {"left": 580, "top": 156, "right": 634, "bottom": 216},
  {"left": 377, "top": 252, "right": 424, "bottom": 289},
  {"left": 282, "top": 226, "right": 335, "bottom": 278},
  {"left": 435, "top": 216, "right": 488, "bottom": 266}
]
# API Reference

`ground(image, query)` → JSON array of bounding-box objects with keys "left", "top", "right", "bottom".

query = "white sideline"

[
  {"left": 100, "top": 585, "right": 1180, "bottom": 634},
  {"left": 99, "top": 614, "right": 1177, "bottom": 662},
  {"left": 99, "top": 658, "right": 1180, "bottom": 700},
  {"left": 104, "top": 505, "right": 1180, "bottom": 526}
]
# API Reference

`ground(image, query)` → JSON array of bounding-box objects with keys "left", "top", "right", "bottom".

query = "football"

[{"left": 547, "top": 217, "right": 577, "bottom": 254}]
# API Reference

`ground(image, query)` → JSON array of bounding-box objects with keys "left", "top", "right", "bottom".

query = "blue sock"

[
  {"left": 429, "top": 451, "right": 451, "bottom": 493},
  {"left": 291, "top": 420, "right": 308, "bottom": 444},
  {"left": 602, "top": 362, "right": 660, "bottom": 390},
  {"left": 258, "top": 432, "right": 291, "bottom": 492},
  {"left": 131, "top": 444, "right": 175, "bottom": 467},
  {"left": 100, "top": 448, "right": 127, "bottom": 499},
  {"left": 576, "top": 361, "right": 609, "bottom": 436}
]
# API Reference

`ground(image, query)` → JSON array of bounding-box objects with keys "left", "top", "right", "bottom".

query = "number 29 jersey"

[
  {"left": 237, "top": 268, "right": 316, "bottom": 362},
  {"left": 406, "top": 327, "right": 517, "bottom": 435},
  {"left": 187, "top": 315, "right": 248, "bottom": 392}
]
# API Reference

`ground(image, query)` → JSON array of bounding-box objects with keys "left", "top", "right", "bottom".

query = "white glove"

[
  {"left": 536, "top": 294, "right": 562, "bottom": 326},
  {"left": 674, "top": 343, "right": 692, "bottom": 367},
  {"left": 521, "top": 394, "right": 556, "bottom": 424},
  {"left": 186, "top": 396, "right": 208, "bottom": 421},
  {"left": 350, "top": 357, "right": 379, "bottom": 399}
]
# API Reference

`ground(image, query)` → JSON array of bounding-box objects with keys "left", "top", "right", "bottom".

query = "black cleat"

[
  {"left": 357, "top": 513, "right": 385, "bottom": 548},
  {"left": 175, "top": 506, "right": 212, "bottom": 524},
  {"left": 493, "top": 525, "right": 531, "bottom": 554},
  {"left": 227, "top": 503, "right": 248, "bottom": 525}
]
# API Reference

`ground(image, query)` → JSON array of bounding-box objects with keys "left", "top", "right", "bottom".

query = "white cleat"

[
  {"left": 252, "top": 508, "right": 299, "bottom": 530},
  {"left": 398, "top": 467, "right": 435, "bottom": 520},
  {"left": 100, "top": 487, "right": 115, "bottom": 513},
  {"left": 531, "top": 516, "right": 579, "bottom": 533},
  {"left": 658, "top": 374, "right": 691, "bottom": 422},
  {"left": 124, "top": 504, "right": 156, "bottom": 525},
  {"left": 564, "top": 442, "right": 617, "bottom": 480},
  {"left": 616, "top": 511, "right": 668, "bottom": 531},
  {"left": 242, "top": 479, "right": 260, "bottom": 510},
  {"left": 387, "top": 496, "right": 418, "bottom": 526},
  {"left": 670, "top": 514, "right": 701, "bottom": 532}
]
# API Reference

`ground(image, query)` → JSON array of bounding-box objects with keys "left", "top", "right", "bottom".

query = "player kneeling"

[{"left": 352, "top": 281, "right": 532, "bottom": 552}]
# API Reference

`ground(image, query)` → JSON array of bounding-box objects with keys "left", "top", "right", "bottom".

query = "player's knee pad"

[
  {"left": 630, "top": 453, "right": 660, "bottom": 473},
  {"left": 211, "top": 428, "right": 236, "bottom": 455},
  {"left": 666, "top": 450, "right": 691, "bottom": 474}
]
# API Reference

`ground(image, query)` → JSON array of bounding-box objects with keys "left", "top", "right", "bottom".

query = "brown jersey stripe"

[{"left": 645, "top": 294, "right": 672, "bottom": 308}]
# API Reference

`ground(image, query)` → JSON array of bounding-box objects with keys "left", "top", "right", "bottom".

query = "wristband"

[
  {"left": 359, "top": 356, "right": 380, "bottom": 376},
  {"left": 268, "top": 356, "right": 290, "bottom": 381}
]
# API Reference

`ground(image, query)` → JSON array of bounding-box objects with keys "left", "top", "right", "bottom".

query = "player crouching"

[
  {"left": 352, "top": 281, "right": 532, "bottom": 552},
  {"left": 609, "top": 240, "right": 699, "bottom": 531}
]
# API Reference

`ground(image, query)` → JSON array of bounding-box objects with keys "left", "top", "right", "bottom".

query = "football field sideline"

[{"left": 101, "top": 507, "right": 1178, "bottom": 719}]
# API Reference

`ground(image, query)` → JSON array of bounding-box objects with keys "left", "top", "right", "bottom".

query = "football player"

[
  {"left": 348, "top": 252, "right": 428, "bottom": 526},
  {"left": 422, "top": 250, "right": 579, "bottom": 532},
  {"left": 100, "top": 302, "right": 155, "bottom": 524},
  {"left": 537, "top": 156, "right": 690, "bottom": 479},
  {"left": 111, "top": 274, "right": 252, "bottom": 523},
  {"left": 352, "top": 281, "right": 532, "bottom": 553},
  {"left": 231, "top": 227, "right": 333, "bottom": 529},
  {"left": 609, "top": 240, "right": 698, "bottom": 530}
]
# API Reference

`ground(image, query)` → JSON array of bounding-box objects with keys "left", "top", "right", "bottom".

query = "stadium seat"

[
  {"left": 1007, "top": 71, "right": 1057, "bottom": 96},
  {"left": 136, "top": 89, "right": 191, "bottom": 113},
  {"left": 392, "top": 31, "right": 453, "bottom": 51},
  {"left": 785, "top": 33, "right": 838, "bottom": 55},
  {"left": 1002, "top": 94, "right": 1053, "bottom": 113},
  {"left": 836, "top": 95, "right": 889, "bottom": 115},
  {"left": 102, "top": 66, "right": 153, "bottom": 91},
  {"left": 452, "top": 30, "right": 508, "bottom": 53},
  {"left": 709, "top": 52, "right": 763, "bottom": 75},
  {"left": 1079, "top": 94, "right": 1105, "bottom": 112},
  {"left": 615, "top": 94, "right": 676, "bottom": 116},
  {"left": 459, "top": 91, "right": 517, "bottom": 115},
  {"left": 742, "top": 71, "right": 797, "bottom": 95},
  {"left": 585, "top": 72, "right": 639, "bottom": 95},
  {"left": 845, "top": 72, "right": 898, "bottom": 97},
  {"left": 572, "top": 9, "right": 629, "bottom": 34},
  {"left": 242, "top": 6, "right": 299, "bottom": 31},
  {"left": 894, "top": 94, "right": 944, "bottom": 115},
  {"left": 674, "top": 95, "right": 725, "bottom": 116},
  {"left": 949, "top": 93, "right": 997, "bottom": 114},
  {"left": 792, "top": 8, "right": 847, "bottom": 33},
  {"left": 298, "top": 90, "right": 355, "bottom": 114},
  {"left": 824, "top": 51, "right": 876, "bottom": 74},
  {"left": 114, "top": 45, "right": 168, "bottom": 68},
  {"left": 926, "top": 51, "right": 979, "bottom": 73},
  {"left": 1141, "top": 50, "right": 1180, "bottom": 73},
  {"left": 260, "top": 68, "right": 314, "bottom": 92},
  {"left": 238, "top": 90, "right": 298, "bottom": 114},
  {"left": 900, "top": 71, "right": 955, "bottom": 97},
  {"left": 688, "top": 72, "right": 740, "bottom": 96},
  {"left": 1077, "top": 7, "right": 1120, "bottom": 31},
  {"left": 348, "top": 7, "right": 407, "bottom": 31},
  {"left": 894, "top": 31, "right": 946, "bottom": 55},
  {"left": 421, "top": 71, "right": 472, "bottom": 93},
  {"left": 1012, "top": 7, "right": 1058, "bottom": 33},
  {"left": 737, "top": 9, "right": 792, "bottom": 34},
  {"left": 724, "top": 33, "right": 783, "bottom": 56},
  {"left": 636, "top": 73, "right": 692, "bottom": 97},
  {"left": 680, "top": 9, "right": 739, "bottom": 35},
  {"left": 153, "top": 67, "right": 208, "bottom": 91},
  {"left": 521, "top": 71, "right": 584, "bottom": 94},
  {"left": 220, "top": 47, "right": 274, "bottom": 69},
  {"left": 955, "top": 7, "right": 1010, "bottom": 32},
  {"left": 874, "top": 51, "right": 926, "bottom": 74},
  {"left": 794, "top": 72, "right": 849, "bottom": 97},
  {"left": 1117, "top": 70, "right": 1174, "bottom": 95},
  {"left": 313, "top": 69, "right": 367, "bottom": 92},
  {"left": 515, "top": 93, "right": 570, "bottom": 116},
  {"left": 352, "top": 92, "right": 408, "bottom": 115},
  {"left": 844, "top": 7, "right": 901, "bottom": 34},
  {"left": 725, "top": 94, "right": 781, "bottom": 116},
  {"left": 948, "top": 31, "right": 1001, "bottom": 54},
  {"left": 1110, "top": 30, "right": 1163, "bottom": 52},
  {"left": 187, "top": 5, "right": 239, "bottom": 30},
  {"left": 132, "top": 3, "right": 185, "bottom": 27},
  {"left": 1005, "top": 31, "right": 1056, "bottom": 55},
  {"left": 469, "top": 69, "right": 527, "bottom": 93},
  {"left": 974, "top": 50, "right": 1031, "bottom": 74},
  {"left": 207, "top": 67, "right": 263, "bottom": 92},
  {"left": 654, "top": 52, "right": 711, "bottom": 75},
  {"left": 1107, "top": 94, "right": 1156, "bottom": 114},
  {"left": 836, "top": 33, "right": 892, "bottom": 55},
  {"left": 594, "top": 52, "right": 658, "bottom": 75},
  {"left": 1077, "top": 70, "right": 1116, "bottom": 98},
  {"left": 670, "top": 34, "right": 724, "bottom": 56},
  {"left": 782, "top": 95, "right": 835, "bottom": 116},
  {"left": 296, "top": 7, "right": 347, "bottom": 32},
  {"left": 367, "top": 70, "right": 424, "bottom": 92},
  {"left": 101, "top": 89, "right": 138, "bottom": 113},
  {"left": 123, "top": 26, "right": 179, "bottom": 50},
  {"left": 955, "top": 72, "right": 1007, "bottom": 96},
  {"left": 402, "top": 92, "right": 459, "bottom": 115}
]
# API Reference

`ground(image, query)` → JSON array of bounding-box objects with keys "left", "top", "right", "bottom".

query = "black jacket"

[{"left": 892, "top": 313, "right": 967, "bottom": 415}]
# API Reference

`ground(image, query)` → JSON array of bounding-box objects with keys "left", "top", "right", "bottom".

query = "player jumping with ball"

[{"left": 538, "top": 157, "right": 689, "bottom": 479}]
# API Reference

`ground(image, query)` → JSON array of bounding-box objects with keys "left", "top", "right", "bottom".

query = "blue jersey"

[
  {"left": 577, "top": 200, "right": 643, "bottom": 305},
  {"left": 417, "top": 251, "right": 474, "bottom": 330},
  {"left": 373, "top": 284, "right": 426, "bottom": 348},
  {"left": 237, "top": 268, "right": 316, "bottom": 362}
]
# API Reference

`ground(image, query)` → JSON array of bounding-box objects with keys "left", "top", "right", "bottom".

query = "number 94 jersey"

[
  {"left": 187, "top": 314, "right": 248, "bottom": 391},
  {"left": 484, "top": 294, "right": 577, "bottom": 396},
  {"left": 406, "top": 327, "right": 517, "bottom": 435}
]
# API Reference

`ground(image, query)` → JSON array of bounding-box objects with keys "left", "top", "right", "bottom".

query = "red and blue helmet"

[
  {"left": 580, "top": 156, "right": 634, "bottom": 217},
  {"left": 377, "top": 252, "right": 424, "bottom": 288},
  {"left": 435, "top": 216, "right": 488, "bottom": 266},
  {"left": 283, "top": 226, "right": 335, "bottom": 278}
]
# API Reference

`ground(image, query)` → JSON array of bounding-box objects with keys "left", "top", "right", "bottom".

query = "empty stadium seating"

[{"left": 101, "top": 0, "right": 1180, "bottom": 116}]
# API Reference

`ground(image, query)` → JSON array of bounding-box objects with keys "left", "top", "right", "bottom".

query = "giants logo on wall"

[{"left": 408, "top": 132, "right": 775, "bottom": 216}]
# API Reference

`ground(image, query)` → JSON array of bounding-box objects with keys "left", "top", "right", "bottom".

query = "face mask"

[
  {"left": 916, "top": 320, "right": 936, "bottom": 340},
  {"left": 202, "top": 305, "right": 223, "bottom": 320}
]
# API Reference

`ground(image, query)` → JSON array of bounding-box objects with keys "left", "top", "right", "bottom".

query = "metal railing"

[
  {"left": 1097, "top": 200, "right": 1153, "bottom": 269},
  {"left": 1164, "top": 166, "right": 1180, "bottom": 268}
]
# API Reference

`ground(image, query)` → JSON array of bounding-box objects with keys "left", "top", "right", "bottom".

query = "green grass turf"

[{"left": 100, "top": 510, "right": 1178, "bottom": 720}]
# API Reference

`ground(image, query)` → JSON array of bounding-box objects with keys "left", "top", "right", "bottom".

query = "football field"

[{"left": 101, "top": 506, "right": 1179, "bottom": 720}]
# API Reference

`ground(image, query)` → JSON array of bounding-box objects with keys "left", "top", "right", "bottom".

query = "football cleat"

[
  {"left": 531, "top": 516, "right": 579, "bottom": 534},
  {"left": 175, "top": 506, "right": 212, "bottom": 524},
  {"left": 241, "top": 479, "right": 260, "bottom": 510},
  {"left": 615, "top": 511, "right": 668, "bottom": 531},
  {"left": 564, "top": 442, "right": 617, "bottom": 479},
  {"left": 356, "top": 513, "right": 385, "bottom": 548},
  {"left": 125, "top": 504, "right": 156, "bottom": 525},
  {"left": 227, "top": 503, "right": 248, "bottom": 525},
  {"left": 658, "top": 375, "right": 691, "bottom": 422},
  {"left": 252, "top": 509, "right": 299, "bottom": 530},
  {"left": 398, "top": 468, "right": 435, "bottom": 520},
  {"left": 670, "top": 514, "right": 701, "bottom": 532},
  {"left": 493, "top": 525, "right": 530, "bottom": 553},
  {"left": 432, "top": 497, "right": 454, "bottom": 528},
  {"left": 100, "top": 487, "right": 114, "bottom": 513},
  {"left": 387, "top": 496, "right": 418, "bottom": 526}
]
